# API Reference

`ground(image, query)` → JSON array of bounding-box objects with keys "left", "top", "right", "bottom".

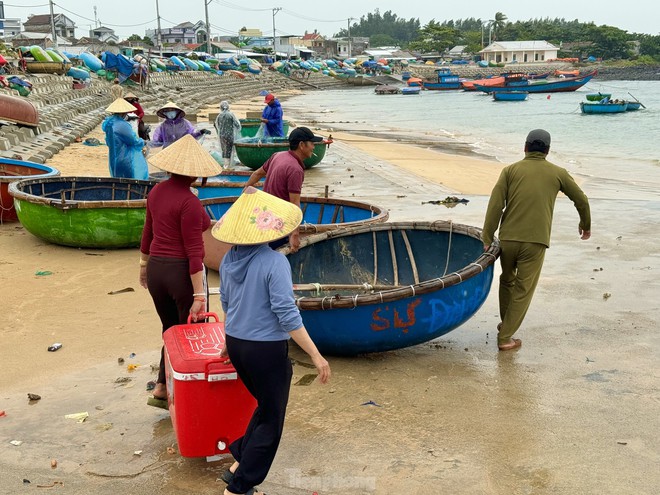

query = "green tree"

[
  {"left": 370, "top": 33, "right": 398, "bottom": 48},
  {"left": 637, "top": 34, "right": 660, "bottom": 61},
  {"left": 586, "top": 25, "right": 631, "bottom": 59},
  {"left": 335, "top": 9, "right": 420, "bottom": 45},
  {"left": 127, "top": 34, "right": 142, "bottom": 42},
  {"left": 409, "top": 20, "right": 459, "bottom": 53},
  {"left": 489, "top": 12, "right": 508, "bottom": 41}
]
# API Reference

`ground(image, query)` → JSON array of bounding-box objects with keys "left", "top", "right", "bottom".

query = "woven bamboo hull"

[
  {"left": 9, "top": 177, "right": 156, "bottom": 248},
  {"left": 234, "top": 138, "right": 332, "bottom": 170},
  {"left": 149, "top": 171, "right": 263, "bottom": 199},
  {"left": 0, "top": 159, "right": 59, "bottom": 222},
  {"left": 201, "top": 196, "right": 389, "bottom": 271},
  {"left": 25, "top": 61, "right": 71, "bottom": 75},
  {"left": 239, "top": 119, "right": 291, "bottom": 138},
  {"left": 281, "top": 221, "right": 499, "bottom": 355},
  {"left": 0, "top": 94, "right": 39, "bottom": 126}
]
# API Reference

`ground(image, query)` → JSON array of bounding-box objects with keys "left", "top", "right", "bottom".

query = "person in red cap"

[{"left": 261, "top": 93, "right": 284, "bottom": 137}]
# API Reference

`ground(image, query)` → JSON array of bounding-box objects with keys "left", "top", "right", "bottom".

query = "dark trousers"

[
  {"left": 226, "top": 335, "right": 292, "bottom": 494},
  {"left": 146, "top": 257, "right": 194, "bottom": 384}
]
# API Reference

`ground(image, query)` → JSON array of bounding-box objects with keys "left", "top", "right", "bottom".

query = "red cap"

[{"left": 264, "top": 93, "right": 275, "bottom": 103}]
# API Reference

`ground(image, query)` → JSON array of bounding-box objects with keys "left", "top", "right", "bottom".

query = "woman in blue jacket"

[
  {"left": 102, "top": 98, "right": 148, "bottom": 180},
  {"left": 261, "top": 93, "right": 284, "bottom": 137}
]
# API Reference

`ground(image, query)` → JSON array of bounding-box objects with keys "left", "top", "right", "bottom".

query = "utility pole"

[
  {"left": 272, "top": 7, "right": 281, "bottom": 62},
  {"left": 347, "top": 18, "right": 353, "bottom": 59},
  {"left": 49, "top": 0, "right": 58, "bottom": 49},
  {"left": 155, "top": 0, "right": 162, "bottom": 55},
  {"left": 204, "top": 0, "right": 211, "bottom": 55}
]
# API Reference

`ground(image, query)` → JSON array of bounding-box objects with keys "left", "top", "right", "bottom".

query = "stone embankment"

[
  {"left": 0, "top": 69, "right": 347, "bottom": 164},
  {"left": 594, "top": 65, "right": 660, "bottom": 81}
]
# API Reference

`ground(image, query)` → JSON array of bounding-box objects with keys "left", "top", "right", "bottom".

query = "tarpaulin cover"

[{"left": 103, "top": 52, "right": 136, "bottom": 77}]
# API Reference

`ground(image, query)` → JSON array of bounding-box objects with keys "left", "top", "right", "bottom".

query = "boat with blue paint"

[
  {"left": 493, "top": 91, "right": 528, "bottom": 101},
  {"left": 422, "top": 68, "right": 462, "bottom": 90},
  {"left": 580, "top": 101, "right": 628, "bottom": 114},
  {"left": 280, "top": 221, "right": 499, "bottom": 355},
  {"left": 1, "top": 159, "right": 59, "bottom": 222}
]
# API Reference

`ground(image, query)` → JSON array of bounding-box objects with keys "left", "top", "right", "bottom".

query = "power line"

[
  {"left": 280, "top": 9, "right": 346, "bottom": 23},
  {"left": 214, "top": 0, "right": 271, "bottom": 12},
  {"left": 4, "top": 3, "right": 50, "bottom": 7},
  {"left": 52, "top": 2, "right": 156, "bottom": 28}
]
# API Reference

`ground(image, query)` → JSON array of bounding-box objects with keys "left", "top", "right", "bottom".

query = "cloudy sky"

[{"left": 8, "top": 0, "right": 659, "bottom": 39}]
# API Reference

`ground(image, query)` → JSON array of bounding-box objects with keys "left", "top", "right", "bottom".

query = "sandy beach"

[{"left": 1, "top": 85, "right": 658, "bottom": 495}]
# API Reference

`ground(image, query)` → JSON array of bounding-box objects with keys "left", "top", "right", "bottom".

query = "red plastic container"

[{"left": 164, "top": 313, "right": 256, "bottom": 458}]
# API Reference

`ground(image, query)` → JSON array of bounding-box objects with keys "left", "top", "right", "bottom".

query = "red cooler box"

[{"left": 163, "top": 313, "right": 256, "bottom": 458}]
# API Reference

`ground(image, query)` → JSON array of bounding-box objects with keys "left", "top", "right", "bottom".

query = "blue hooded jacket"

[
  {"left": 261, "top": 99, "right": 284, "bottom": 137},
  {"left": 102, "top": 115, "right": 148, "bottom": 180},
  {"left": 220, "top": 244, "right": 302, "bottom": 341}
]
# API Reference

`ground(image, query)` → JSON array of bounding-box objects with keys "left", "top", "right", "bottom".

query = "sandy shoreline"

[{"left": 1, "top": 85, "right": 658, "bottom": 494}]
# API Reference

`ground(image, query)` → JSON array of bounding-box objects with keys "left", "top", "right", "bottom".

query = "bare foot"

[
  {"left": 152, "top": 383, "right": 167, "bottom": 400},
  {"left": 229, "top": 461, "right": 239, "bottom": 474},
  {"left": 498, "top": 338, "right": 522, "bottom": 351}
]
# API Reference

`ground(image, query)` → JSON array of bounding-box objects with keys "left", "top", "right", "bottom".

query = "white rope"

[{"left": 442, "top": 220, "right": 453, "bottom": 276}]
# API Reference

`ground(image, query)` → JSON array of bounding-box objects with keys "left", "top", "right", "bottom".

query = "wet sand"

[{"left": 1, "top": 93, "right": 658, "bottom": 494}]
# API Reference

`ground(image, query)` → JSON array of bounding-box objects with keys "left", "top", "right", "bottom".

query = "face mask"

[{"left": 164, "top": 111, "right": 178, "bottom": 120}]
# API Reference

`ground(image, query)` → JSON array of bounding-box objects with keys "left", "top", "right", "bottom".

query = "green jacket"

[{"left": 482, "top": 152, "right": 591, "bottom": 247}]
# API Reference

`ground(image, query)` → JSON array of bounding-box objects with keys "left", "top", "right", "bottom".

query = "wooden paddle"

[{"left": 628, "top": 92, "right": 646, "bottom": 108}]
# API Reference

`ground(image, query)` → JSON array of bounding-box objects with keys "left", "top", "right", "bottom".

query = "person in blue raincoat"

[
  {"left": 102, "top": 98, "right": 149, "bottom": 180},
  {"left": 261, "top": 93, "right": 284, "bottom": 137}
]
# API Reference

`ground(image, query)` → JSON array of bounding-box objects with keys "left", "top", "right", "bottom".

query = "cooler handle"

[{"left": 187, "top": 312, "right": 220, "bottom": 324}]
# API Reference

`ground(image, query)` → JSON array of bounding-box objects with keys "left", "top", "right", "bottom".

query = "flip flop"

[
  {"left": 146, "top": 397, "right": 169, "bottom": 409},
  {"left": 498, "top": 338, "right": 522, "bottom": 351},
  {"left": 220, "top": 468, "right": 235, "bottom": 484}
]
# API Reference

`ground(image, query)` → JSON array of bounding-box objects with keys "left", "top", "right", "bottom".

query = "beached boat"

[
  {"left": 9, "top": 177, "right": 156, "bottom": 248},
  {"left": 149, "top": 171, "right": 263, "bottom": 199},
  {"left": 25, "top": 60, "right": 71, "bottom": 75},
  {"left": 580, "top": 101, "right": 628, "bottom": 114},
  {"left": 0, "top": 159, "right": 59, "bottom": 223},
  {"left": 474, "top": 71, "right": 596, "bottom": 94},
  {"left": 279, "top": 221, "right": 499, "bottom": 355},
  {"left": 374, "top": 85, "right": 400, "bottom": 95},
  {"left": 586, "top": 92, "right": 612, "bottom": 102},
  {"left": 401, "top": 86, "right": 421, "bottom": 95},
  {"left": 407, "top": 77, "right": 423, "bottom": 87},
  {"left": 239, "top": 119, "right": 291, "bottom": 138},
  {"left": 422, "top": 68, "right": 462, "bottom": 90},
  {"left": 0, "top": 93, "right": 39, "bottom": 127},
  {"left": 493, "top": 91, "right": 528, "bottom": 101},
  {"left": 202, "top": 196, "right": 389, "bottom": 271},
  {"left": 234, "top": 137, "right": 333, "bottom": 170}
]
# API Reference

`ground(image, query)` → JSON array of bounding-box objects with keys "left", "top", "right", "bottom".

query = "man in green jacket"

[{"left": 482, "top": 129, "right": 591, "bottom": 351}]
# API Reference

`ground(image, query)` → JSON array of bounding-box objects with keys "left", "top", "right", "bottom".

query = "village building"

[
  {"left": 479, "top": 40, "right": 559, "bottom": 64},
  {"left": 23, "top": 13, "right": 76, "bottom": 39}
]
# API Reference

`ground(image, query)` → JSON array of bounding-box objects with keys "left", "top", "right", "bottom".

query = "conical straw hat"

[
  {"left": 106, "top": 98, "right": 137, "bottom": 114},
  {"left": 124, "top": 92, "right": 138, "bottom": 99},
  {"left": 147, "top": 134, "right": 223, "bottom": 177},
  {"left": 212, "top": 187, "right": 302, "bottom": 245},
  {"left": 157, "top": 101, "right": 185, "bottom": 118}
]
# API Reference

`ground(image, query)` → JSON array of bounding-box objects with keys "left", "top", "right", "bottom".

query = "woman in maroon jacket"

[
  {"left": 139, "top": 135, "right": 223, "bottom": 402},
  {"left": 124, "top": 92, "right": 149, "bottom": 140}
]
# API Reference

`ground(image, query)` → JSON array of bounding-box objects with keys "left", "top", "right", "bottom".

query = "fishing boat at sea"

[
  {"left": 493, "top": 91, "right": 528, "bottom": 101},
  {"left": 400, "top": 86, "right": 421, "bottom": 95},
  {"left": 580, "top": 101, "right": 628, "bottom": 114},
  {"left": 625, "top": 101, "right": 642, "bottom": 111},
  {"left": 202, "top": 196, "right": 389, "bottom": 271},
  {"left": 374, "top": 85, "right": 400, "bottom": 95},
  {"left": 461, "top": 76, "right": 505, "bottom": 91},
  {"left": 586, "top": 92, "right": 612, "bottom": 101},
  {"left": 279, "top": 221, "right": 499, "bottom": 355},
  {"left": 9, "top": 177, "right": 156, "bottom": 248},
  {"left": 422, "top": 68, "right": 462, "bottom": 90},
  {"left": 0, "top": 159, "right": 59, "bottom": 223},
  {"left": 474, "top": 71, "right": 596, "bottom": 94},
  {"left": 234, "top": 136, "right": 333, "bottom": 170},
  {"left": 0, "top": 93, "right": 39, "bottom": 127}
]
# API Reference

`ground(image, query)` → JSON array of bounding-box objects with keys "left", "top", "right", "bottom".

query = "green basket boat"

[
  {"left": 585, "top": 92, "right": 612, "bottom": 101},
  {"left": 234, "top": 137, "right": 333, "bottom": 170},
  {"left": 239, "top": 119, "right": 291, "bottom": 138},
  {"left": 9, "top": 177, "right": 157, "bottom": 248}
]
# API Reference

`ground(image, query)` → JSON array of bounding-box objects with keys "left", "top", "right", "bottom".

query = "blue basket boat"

[
  {"left": 280, "top": 221, "right": 499, "bottom": 355},
  {"left": 201, "top": 196, "right": 389, "bottom": 271}
]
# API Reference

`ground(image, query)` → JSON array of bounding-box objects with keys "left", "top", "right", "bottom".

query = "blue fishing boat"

[
  {"left": 281, "top": 221, "right": 499, "bottom": 355},
  {"left": 401, "top": 86, "right": 421, "bottom": 95},
  {"left": 580, "top": 101, "right": 628, "bottom": 114},
  {"left": 422, "top": 68, "right": 462, "bottom": 90},
  {"left": 1, "top": 158, "right": 59, "bottom": 222},
  {"left": 625, "top": 101, "right": 642, "bottom": 111},
  {"left": 474, "top": 71, "right": 596, "bottom": 94},
  {"left": 201, "top": 196, "right": 389, "bottom": 271},
  {"left": 493, "top": 91, "right": 528, "bottom": 101},
  {"left": 586, "top": 92, "right": 612, "bottom": 102}
]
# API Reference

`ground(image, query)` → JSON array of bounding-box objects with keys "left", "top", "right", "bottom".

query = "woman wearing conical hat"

[
  {"left": 123, "top": 92, "right": 149, "bottom": 140},
  {"left": 212, "top": 187, "right": 331, "bottom": 495},
  {"left": 151, "top": 101, "right": 211, "bottom": 149},
  {"left": 139, "top": 135, "right": 223, "bottom": 404},
  {"left": 101, "top": 97, "right": 148, "bottom": 180}
]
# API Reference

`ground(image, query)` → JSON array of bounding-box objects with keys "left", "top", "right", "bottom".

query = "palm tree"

[{"left": 490, "top": 12, "right": 508, "bottom": 41}]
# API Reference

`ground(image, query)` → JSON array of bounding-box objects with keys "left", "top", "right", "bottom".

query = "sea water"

[{"left": 288, "top": 80, "right": 660, "bottom": 200}]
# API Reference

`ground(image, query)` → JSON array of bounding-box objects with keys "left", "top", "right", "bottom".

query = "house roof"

[
  {"left": 302, "top": 32, "right": 322, "bottom": 41},
  {"left": 92, "top": 26, "right": 115, "bottom": 33},
  {"left": 482, "top": 40, "right": 558, "bottom": 52},
  {"left": 174, "top": 22, "right": 195, "bottom": 29}
]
